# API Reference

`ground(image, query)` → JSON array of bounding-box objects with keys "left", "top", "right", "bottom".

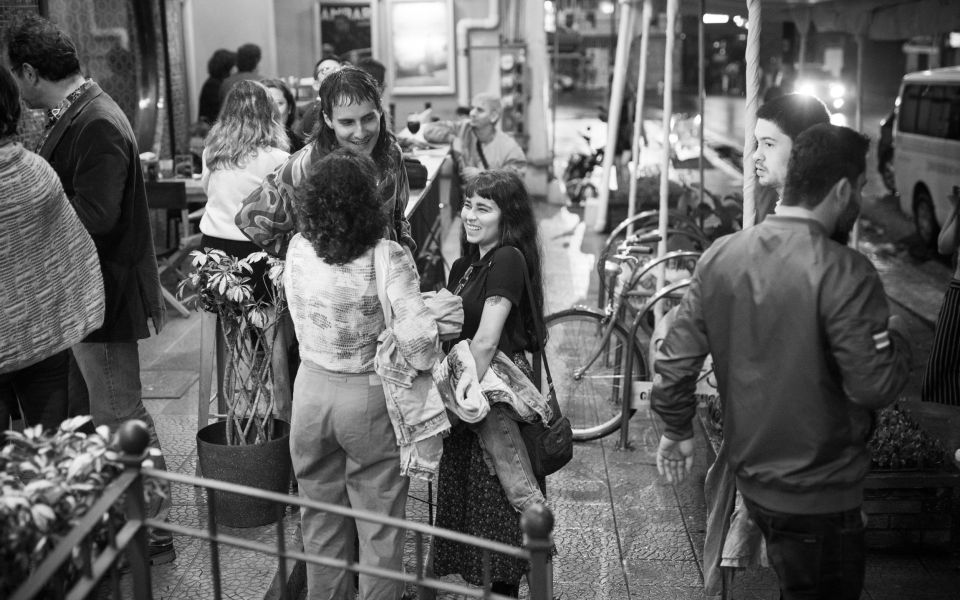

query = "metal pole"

[
  {"left": 698, "top": 0, "right": 706, "bottom": 210},
  {"left": 851, "top": 33, "right": 866, "bottom": 249},
  {"left": 656, "top": 0, "right": 679, "bottom": 283},
  {"left": 626, "top": 0, "right": 654, "bottom": 236},
  {"left": 742, "top": 0, "right": 762, "bottom": 229},
  {"left": 593, "top": 0, "right": 638, "bottom": 232}
]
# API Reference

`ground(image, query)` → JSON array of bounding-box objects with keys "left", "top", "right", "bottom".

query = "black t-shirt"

[{"left": 446, "top": 246, "right": 532, "bottom": 354}]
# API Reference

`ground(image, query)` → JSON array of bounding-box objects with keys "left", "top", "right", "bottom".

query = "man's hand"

[{"left": 656, "top": 435, "right": 695, "bottom": 484}]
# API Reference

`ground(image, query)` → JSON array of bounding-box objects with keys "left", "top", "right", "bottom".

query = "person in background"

[
  {"left": 200, "top": 80, "right": 290, "bottom": 295},
  {"left": 6, "top": 14, "right": 172, "bottom": 563},
  {"left": 299, "top": 54, "right": 343, "bottom": 140},
  {"left": 753, "top": 93, "right": 830, "bottom": 222},
  {"left": 198, "top": 48, "right": 235, "bottom": 124},
  {"left": 422, "top": 92, "right": 526, "bottom": 179},
  {"left": 285, "top": 149, "right": 440, "bottom": 599},
  {"left": 218, "top": 42, "right": 262, "bottom": 106},
  {"left": 262, "top": 78, "right": 303, "bottom": 153},
  {"left": 433, "top": 170, "right": 545, "bottom": 598},
  {"left": 0, "top": 64, "right": 103, "bottom": 434},
  {"left": 237, "top": 65, "right": 413, "bottom": 257},
  {"left": 422, "top": 93, "right": 526, "bottom": 213},
  {"left": 921, "top": 187, "right": 960, "bottom": 405},
  {"left": 356, "top": 57, "right": 386, "bottom": 94},
  {"left": 652, "top": 124, "right": 911, "bottom": 600}
]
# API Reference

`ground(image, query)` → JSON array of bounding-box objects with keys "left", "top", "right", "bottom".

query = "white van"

[{"left": 893, "top": 66, "right": 960, "bottom": 247}]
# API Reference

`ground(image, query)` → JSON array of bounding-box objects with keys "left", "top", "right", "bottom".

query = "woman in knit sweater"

[
  {"left": 284, "top": 148, "right": 440, "bottom": 600},
  {"left": 0, "top": 64, "right": 103, "bottom": 432}
]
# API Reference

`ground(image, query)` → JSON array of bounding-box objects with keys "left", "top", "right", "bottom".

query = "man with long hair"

[{"left": 237, "top": 65, "right": 413, "bottom": 257}]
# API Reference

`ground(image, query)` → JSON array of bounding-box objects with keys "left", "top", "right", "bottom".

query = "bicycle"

[{"left": 545, "top": 235, "right": 701, "bottom": 441}]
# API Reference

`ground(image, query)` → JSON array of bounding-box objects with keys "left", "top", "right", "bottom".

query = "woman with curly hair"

[
  {"left": 237, "top": 65, "right": 413, "bottom": 258},
  {"left": 284, "top": 148, "right": 441, "bottom": 600},
  {"left": 261, "top": 78, "right": 303, "bottom": 153},
  {"left": 199, "top": 79, "right": 289, "bottom": 296},
  {"left": 433, "top": 169, "right": 546, "bottom": 597}
]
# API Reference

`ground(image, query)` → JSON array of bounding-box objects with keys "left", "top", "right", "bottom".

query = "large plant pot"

[{"left": 197, "top": 419, "right": 292, "bottom": 528}]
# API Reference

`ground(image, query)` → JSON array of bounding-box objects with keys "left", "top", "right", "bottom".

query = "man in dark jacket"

[
  {"left": 218, "top": 42, "right": 262, "bottom": 106},
  {"left": 6, "top": 15, "right": 173, "bottom": 564},
  {"left": 652, "top": 124, "right": 911, "bottom": 600}
]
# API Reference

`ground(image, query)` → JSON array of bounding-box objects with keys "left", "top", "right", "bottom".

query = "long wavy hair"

[
  {"left": 462, "top": 170, "right": 545, "bottom": 348},
  {"left": 293, "top": 148, "right": 387, "bottom": 265},
  {"left": 310, "top": 65, "right": 394, "bottom": 171},
  {"left": 204, "top": 80, "right": 289, "bottom": 171}
]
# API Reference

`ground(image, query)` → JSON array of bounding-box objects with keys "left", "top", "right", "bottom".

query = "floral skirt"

[{"left": 432, "top": 353, "right": 535, "bottom": 587}]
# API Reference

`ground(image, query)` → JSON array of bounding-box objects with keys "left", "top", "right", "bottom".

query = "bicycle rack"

[{"left": 617, "top": 277, "right": 693, "bottom": 450}]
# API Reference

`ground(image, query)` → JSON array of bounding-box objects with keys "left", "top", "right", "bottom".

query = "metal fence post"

[
  {"left": 521, "top": 503, "right": 554, "bottom": 600},
  {"left": 117, "top": 420, "right": 154, "bottom": 600}
]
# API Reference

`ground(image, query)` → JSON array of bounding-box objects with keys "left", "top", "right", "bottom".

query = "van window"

[{"left": 899, "top": 83, "right": 960, "bottom": 140}]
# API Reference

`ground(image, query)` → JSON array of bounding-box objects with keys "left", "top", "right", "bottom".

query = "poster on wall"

[
  {"left": 388, "top": 0, "right": 455, "bottom": 95},
  {"left": 318, "top": 1, "right": 375, "bottom": 64}
]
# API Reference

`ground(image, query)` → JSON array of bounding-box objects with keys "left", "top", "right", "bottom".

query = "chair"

[{"left": 145, "top": 181, "right": 203, "bottom": 317}]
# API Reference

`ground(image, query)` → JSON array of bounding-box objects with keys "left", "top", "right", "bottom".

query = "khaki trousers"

[{"left": 291, "top": 361, "right": 408, "bottom": 600}]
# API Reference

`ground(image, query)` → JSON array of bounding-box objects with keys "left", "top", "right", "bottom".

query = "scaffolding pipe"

[
  {"left": 654, "top": 0, "right": 679, "bottom": 306},
  {"left": 593, "top": 0, "right": 638, "bottom": 232},
  {"left": 742, "top": 0, "right": 761, "bottom": 229},
  {"left": 698, "top": 0, "right": 705, "bottom": 210},
  {"left": 625, "top": 0, "right": 654, "bottom": 236}
]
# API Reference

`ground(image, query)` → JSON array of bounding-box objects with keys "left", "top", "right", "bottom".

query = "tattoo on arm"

[{"left": 486, "top": 296, "right": 506, "bottom": 306}]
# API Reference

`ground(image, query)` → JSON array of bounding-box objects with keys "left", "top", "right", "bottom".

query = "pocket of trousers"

[{"left": 765, "top": 527, "right": 823, "bottom": 593}]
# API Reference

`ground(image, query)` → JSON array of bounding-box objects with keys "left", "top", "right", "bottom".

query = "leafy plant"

[
  {"left": 0, "top": 416, "right": 163, "bottom": 597},
  {"left": 177, "top": 249, "right": 287, "bottom": 445},
  {"left": 869, "top": 402, "right": 946, "bottom": 470}
]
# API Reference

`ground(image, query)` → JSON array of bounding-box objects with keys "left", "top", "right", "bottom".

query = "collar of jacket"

[{"left": 38, "top": 81, "right": 105, "bottom": 160}]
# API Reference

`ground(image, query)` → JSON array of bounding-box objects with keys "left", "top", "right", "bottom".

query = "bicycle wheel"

[{"left": 544, "top": 308, "right": 647, "bottom": 441}]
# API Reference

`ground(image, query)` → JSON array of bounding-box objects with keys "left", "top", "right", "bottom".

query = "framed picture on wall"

[
  {"left": 316, "top": 0, "right": 377, "bottom": 64},
  {"left": 388, "top": 0, "right": 455, "bottom": 95}
]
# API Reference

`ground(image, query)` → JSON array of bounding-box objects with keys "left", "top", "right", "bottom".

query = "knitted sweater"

[{"left": 0, "top": 141, "right": 103, "bottom": 373}]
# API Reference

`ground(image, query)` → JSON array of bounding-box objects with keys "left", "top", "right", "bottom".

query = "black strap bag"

[{"left": 507, "top": 247, "right": 574, "bottom": 478}]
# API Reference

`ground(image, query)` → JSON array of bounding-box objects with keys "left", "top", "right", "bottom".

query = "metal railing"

[{"left": 11, "top": 421, "right": 555, "bottom": 600}]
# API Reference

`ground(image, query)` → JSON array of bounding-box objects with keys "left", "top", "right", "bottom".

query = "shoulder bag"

[{"left": 505, "top": 247, "right": 574, "bottom": 478}]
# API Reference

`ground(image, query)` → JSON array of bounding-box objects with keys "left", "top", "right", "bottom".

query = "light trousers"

[{"left": 291, "top": 361, "right": 408, "bottom": 600}]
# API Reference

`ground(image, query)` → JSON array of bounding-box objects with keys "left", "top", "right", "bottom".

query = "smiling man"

[
  {"left": 237, "top": 65, "right": 413, "bottom": 257},
  {"left": 753, "top": 93, "right": 830, "bottom": 221}
]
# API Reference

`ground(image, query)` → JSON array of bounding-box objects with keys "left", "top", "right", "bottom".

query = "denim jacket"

[{"left": 431, "top": 341, "right": 549, "bottom": 511}]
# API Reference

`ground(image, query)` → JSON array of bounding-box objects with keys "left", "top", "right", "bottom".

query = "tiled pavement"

[{"left": 116, "top": 93, "right": 960, "bottom": 599}]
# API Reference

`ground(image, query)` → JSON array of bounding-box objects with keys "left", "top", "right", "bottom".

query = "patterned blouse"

[
  {"left": 235, "top": 137, "right": 414, "bottom": 257},
  {"left": 284, "top": 236, "right": 438, "bottom": 374}
]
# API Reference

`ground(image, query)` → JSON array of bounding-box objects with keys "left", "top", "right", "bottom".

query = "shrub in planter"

[
  {"left": 0, "top": 416, "right": 163, "bottom": 597},
  {"left": 869, "top": 402, "right": 946, "bottom": 470}
]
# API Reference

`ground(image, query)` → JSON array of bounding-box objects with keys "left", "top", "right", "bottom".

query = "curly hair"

[
  {"left": 0, "top": 65, "right": 21, "bottom": 137},
  {"left": 5, "top": 14, "right": 81, "bottom": 81},
  {"left": 782, "top": 124, "right": 869, "bottom": 209},
  {"left": 462, "top": 170, "right": 545, "bottom": 349},
  {"left": 311, "top": 65, "right": 395, "bottom": 171},
  {"left": 203, "top": 80, "right": 289, "bottom": 171},
  {"left": 294, "top": 148, "right": 387, "bottom": 265}
]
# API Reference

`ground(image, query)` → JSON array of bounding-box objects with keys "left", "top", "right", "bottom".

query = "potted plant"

[
  {"left": 177, "top": 249, "right": 293, "bottom": 527},
  {"left": 0, "top": 417, "right": 163, "bottom": 597}
]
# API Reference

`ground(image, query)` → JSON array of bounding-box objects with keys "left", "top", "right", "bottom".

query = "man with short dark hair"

[
  {"left": 218, "top": 42, "right": 262, "bottom": 105},
  {"left": 652, "top": 124, "right": 911, "bottom": 600},
  {"left": 5, "top": 14, "right": 173, "bottom": 564},
  {"left": 753, "top": 93, "right": 830, "bottom": 220}
]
